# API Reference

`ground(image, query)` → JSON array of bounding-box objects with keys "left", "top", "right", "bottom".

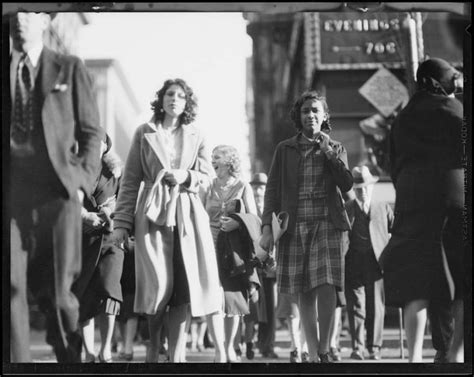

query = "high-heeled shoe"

[
  {"left": 84, "top": 354, "right": 96, "bottom": 363},
  {"left": 99, "top": 354, "right": 113, "bottom": 363},
  {"left": 118, "top": 351, "right": 134, "bottom": 361}
]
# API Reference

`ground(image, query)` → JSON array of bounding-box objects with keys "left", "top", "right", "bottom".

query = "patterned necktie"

[{"left": 11, "top": 53, "right": 34, "bottom": 145}]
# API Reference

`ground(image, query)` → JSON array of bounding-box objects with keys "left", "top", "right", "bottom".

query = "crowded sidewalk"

[{"left": 29, "top": 326, "right": 435, "bottom": 363}]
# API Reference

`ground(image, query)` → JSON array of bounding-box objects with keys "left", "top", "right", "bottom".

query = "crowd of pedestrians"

[{"left": 8, "top": 11, "right": 466, "bottom": 365}]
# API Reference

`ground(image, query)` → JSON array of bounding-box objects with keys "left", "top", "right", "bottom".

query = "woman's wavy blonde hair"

[{"left": 212, "top": 145, "right": 241, "bottom": 177}]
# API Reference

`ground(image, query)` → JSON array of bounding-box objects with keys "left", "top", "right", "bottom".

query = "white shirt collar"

[
  {"left": 355, "top": 198, "right": 371, "bottom": 212},
  {"left": 12, "top": 42, "right": 43, "bottom": 68}
]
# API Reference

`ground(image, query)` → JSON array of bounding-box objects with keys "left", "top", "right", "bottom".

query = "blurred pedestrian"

[
  {"left": 203, "top": 145, "right": 261, "bottom": 362},
  {"left": 250, "top": 172, "right": 279, "bottom": 360},
  {"left": 344, "top": 166, "right": 394, "bottom": 361},
  {"left": 115, "top": 235, "right": 139, "bottom": 361},
  {"left": 8, "top": 12, "right": 104, "bottom": 362},
  {"left": 111, "top": 78, "right": 225, "bottom": 362},
  {"left": 260, "top": 91, "right": 353, "bottom": 362},
  {"left": 381, "top": 58, "right": 464, "bottom": 362},
  {"left": 72, "top": 135, "right": 124, "bottom": 363},
  {"left": 189, "top": 316, "right": 207, "bottom": 352}
]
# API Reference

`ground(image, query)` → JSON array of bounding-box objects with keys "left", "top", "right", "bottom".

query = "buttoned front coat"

[
  {"left": 8, "top": 47, "right": 104, "bottom": 197},
  {"left": 113, "top": 121, "right": 223, "bottom": 316},
  {"left": 40, "top": 47, "right": 103, "bottom": 196},
  {"left": 262, "top": 134, "right": 353, "bottom": 235}
]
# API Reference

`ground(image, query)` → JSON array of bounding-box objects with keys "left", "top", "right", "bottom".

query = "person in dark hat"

[
  {"left": 382, "top": 57, "right": 464, "bottom": 362},
  {"left": 8, "top": 11, "right": 104, "bottom": 362},
  {"left": 343, "top": 166, "right": 394, "bottom": 361},
  {"left": 415, "top": 57, "right": 461, "bottom": 97},
  {"left": 71, "top": 135, "right": 124, "bottom": 362},
  {"left": 248, "top": 172, "right": 279, "bottom": 360}
]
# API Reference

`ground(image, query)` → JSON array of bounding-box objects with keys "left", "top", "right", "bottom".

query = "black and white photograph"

[{"left": 2, "top": 2, "right": 471, "bottom": 375}]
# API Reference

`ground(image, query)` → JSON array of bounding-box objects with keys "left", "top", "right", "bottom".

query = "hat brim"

[{"left": 353, "top": 176, "right": 379, "bottom": 188}]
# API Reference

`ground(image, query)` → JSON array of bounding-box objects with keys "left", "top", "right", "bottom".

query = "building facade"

[{"left": 245, "top": 8, "right": 468, "bottom": 187}]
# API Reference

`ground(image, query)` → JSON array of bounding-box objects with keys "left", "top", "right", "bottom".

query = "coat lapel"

[
  {"left": 39, "top": 47, "right": 62, "bottom": 103},
  {"left": 144, "top": 122, "right": 171, "bottom": 169},
  {"left": 179, "top": 124, "right": 199, "bottom": 170}
]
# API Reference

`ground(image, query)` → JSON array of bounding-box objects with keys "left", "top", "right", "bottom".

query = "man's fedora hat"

[
  {"left": 352, "top": 166, "right": 379, "bottom": 188},
  {"left": 250, "top": 172, "right": 268, "bottom": 186}
]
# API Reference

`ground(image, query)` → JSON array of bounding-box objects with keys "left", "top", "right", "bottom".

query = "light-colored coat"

[{"left": 113, "top": 120, "right": 222, "bottom": 316}]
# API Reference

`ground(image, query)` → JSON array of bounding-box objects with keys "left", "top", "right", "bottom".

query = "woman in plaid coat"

[{"left": 260, "top": 91, "right": 353, "bottom": 363}]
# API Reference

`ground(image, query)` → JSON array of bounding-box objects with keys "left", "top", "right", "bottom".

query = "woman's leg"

[
  {"left": 404, "top": 299, "right": 429, "bottom": 362},
  {"left": 299, "top": 288, "right": 319, "bottom": 362},
  {"left": 288, "top": 315, "right": 301, "bottom": 351},
  {"left": 147, "top": 308, "right": 166, "bottom": 362},
  {"left": 168, "top": 303, "right": 191, "bottom": 362},
  {"left": 300, "top": 322, "right": 308, "bottom": 353},
  {"left": 197, "top": 321, "right": 207, "bottom": 350},
  {"left": 81, "top": 318, "right": 96, "bottom": 361},
  {"left": 205, "top": 311, "right": 226, "bottom": 362},
  {"left": 244, "top": 320, "right": 255, "bottom": 344},
  {"left": 123, "top": 317, "right": 138, "bottom": 355},
  {"left": 447, "top": 299, "right": 464, "bottom": 362},
  {"left": 190, "top": 321, "right": 199, "bottom": 351},
  {"left": 316, "top": 284, "right": 337, "bottom": 355},
  {"left": 98, "top": 312, "right": 116, "bottom": 361},
  {"left": 224, "top": 315, "right": 241, "bottom": 362},
  {"left": 233, "top": 319, "right": 242, "bottom": 355},
  {"left": 329, "top": 307, "right": 341, "bottom": 350}
]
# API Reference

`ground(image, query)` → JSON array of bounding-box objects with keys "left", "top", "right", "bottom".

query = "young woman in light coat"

[{"left": 112, "top": 78, "right": 226, "bottom": 362}]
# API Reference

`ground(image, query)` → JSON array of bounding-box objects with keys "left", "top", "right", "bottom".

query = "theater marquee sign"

[{"left": 305, "top": 12, "right": 408, "bottom": 70}]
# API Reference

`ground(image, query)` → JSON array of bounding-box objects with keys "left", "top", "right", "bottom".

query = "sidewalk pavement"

[{"left": 28, "top": 326, "right": 436, "bottom": 363}]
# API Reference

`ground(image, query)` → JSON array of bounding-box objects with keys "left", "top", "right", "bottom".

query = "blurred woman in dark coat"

[
  {"left": 382, "top": 58, "right": 464, "bottom": 362},
  {"left": 72, "top": 135, "right": 124, "bottom": 363}
]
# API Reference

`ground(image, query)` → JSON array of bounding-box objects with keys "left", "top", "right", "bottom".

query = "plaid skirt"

[{"left": 277, "top": 198, "right": 344, "bottom": 294}]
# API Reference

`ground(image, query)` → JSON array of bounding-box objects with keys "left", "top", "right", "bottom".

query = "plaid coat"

[{"left": 275, "top": 141, "right": 346, "bottom": 293}]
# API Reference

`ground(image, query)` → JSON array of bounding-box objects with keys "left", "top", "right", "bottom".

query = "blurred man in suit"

[
  {"left": 344, "top": 166, "right": 394, "bottom": 361},
  {"left": 8, "top": 12, "right": 104, "bottom": 362}
]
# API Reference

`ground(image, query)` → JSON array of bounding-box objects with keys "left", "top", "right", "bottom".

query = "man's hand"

[
  {"left": 259, "top": 225, "right": 274, "bottom": 252},
  {"left": 111, "top": 228, "right": 129, "bottom": 249}
]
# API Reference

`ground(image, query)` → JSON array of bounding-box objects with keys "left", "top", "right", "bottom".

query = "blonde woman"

[{"left": 203, "top": 145, "right": 260, "bottom": 362}]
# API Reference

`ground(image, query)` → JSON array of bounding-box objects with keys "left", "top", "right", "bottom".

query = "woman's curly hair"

[
  {"left": 212, "top": 145, "right": 241, "bottom": 178},
  {"left": 150, "top": 78, "right": 198, "bottom": 125},
  {"left": 289, "top": 90, "right": 332, "bottom": 133}
]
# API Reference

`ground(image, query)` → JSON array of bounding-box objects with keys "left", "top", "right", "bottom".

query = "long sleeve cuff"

[{"left": 112, "top": 215, "right": 134, "bottom": 231}]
